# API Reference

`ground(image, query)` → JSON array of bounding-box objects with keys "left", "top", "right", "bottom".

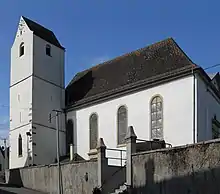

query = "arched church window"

[
  {"left": 150, "top": 95, "right": 163, "bottom": 140},
  {"left": 117, "top": 105, "right": 128, "bottom": 145},
  {"left": 49, "top": 113, "right": 52, "bottom": 123},
  {"left": 66, "top": 119, "right": 74, "bottom": 146},
  {"left": 19, "top": 42, "right": 24, "bottom": 57},
  {"left": 89, "top": 113, "right": 98, "bottom": 150},
  {"left": 18, "top": 134, "right": 22, "bottom": 157},
  {"left": 46, "top": 44, "right": 51, "bottom": 56}
]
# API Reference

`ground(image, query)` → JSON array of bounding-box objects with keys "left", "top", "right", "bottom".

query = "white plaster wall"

[
  {"left": 9, "top": 124, "right": 32, "bottom": 169},
  {"left": 32, "top": 76, "right": 66, "bottom": 164},
  {"left": 67, "top": 76, "right": 195, "bottom": 160},
  {"left": 33, "top": 35, "right": 65, "bottom": 88},
  {"left": 10, "top": 77, "right": 32, "bottom": 130},
  {"left": 10, "top": 18, "right": 65, "bottom": 168},
  {"left": 10, "top": 21, "right": 33, "bottom": 168},
  {"left": 32, "top": 124, "right": 66, "bottom": 165},
  {"left": 32, "top": 77, "right": 64, "bottom": 127},
  {"left": 196, "top": 76, "right": 220, "bottom": 141},
  {"left": 10, "top": 27, "right": 33, "bottom": 86},
  {"left": 31, "top": 34, "right": 65, "bottom": 165}
]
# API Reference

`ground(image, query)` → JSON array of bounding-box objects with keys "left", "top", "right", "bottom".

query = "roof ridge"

[
  {"left": 66, "top": 37, "right": 190, "bottom": 88},
  {"left": 66, "top": 37, "right": 197, "bottom": 107},
  {"left": 73, "top": 37, "right": 174, "bottom": 74},
  {"left": 69, "top": 65, "right": 197, "bottom": 107},
  {"left": 21, "top": 16, "right": 64, "bottom": 50},
  {"left": 170, "top": 38, "right": 194, "bottom": 65},
  {"left": 22, "top": 16, "right": 53, "bottom": 33}
]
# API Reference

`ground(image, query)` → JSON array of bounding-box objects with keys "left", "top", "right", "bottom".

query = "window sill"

[{"left": 18, "top": 155, "right": 22, "bottom": 158}]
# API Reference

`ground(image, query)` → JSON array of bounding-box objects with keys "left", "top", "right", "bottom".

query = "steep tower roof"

[{"left": 22, "top": 16, "right": 64, "bottom": 49}]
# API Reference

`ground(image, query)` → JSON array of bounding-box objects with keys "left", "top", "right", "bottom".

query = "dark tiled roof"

[
  {"left": 66, "top": 38, "right": 197, "bottom": 107},
  {"left": 22, "top": 16, "right": 64, "bottom": 50},
  {"left": 211, "top": 73, "right": 220, "bottom": 91}
]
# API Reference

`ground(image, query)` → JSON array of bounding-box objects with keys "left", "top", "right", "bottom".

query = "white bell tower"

[{"left": 9, "top": 16, "right": 65, "bottom": 169}]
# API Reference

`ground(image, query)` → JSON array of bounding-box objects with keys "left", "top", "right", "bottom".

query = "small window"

[
  {"left": 89, "top": 113, "right": 98, "bottom": 150},
  {"left": 18, "top": 134, "right": 22, "bottom": 157},
  {"left": 150, "top": 96, "right": 163, "bottom": 140},
  {"left": 19, "top": 42, "right": 24, "bottom": 57},
  {"left": 117, "top": 106, "right": 128, "bottom": 145},
  {"left": 46, "top": 44, "right": 51, "bottom": 56}
]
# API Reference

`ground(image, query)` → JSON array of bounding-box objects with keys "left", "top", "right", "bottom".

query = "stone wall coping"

[
  {"left": 10, "top": 159, "right": 98, "bottom": 170},
  {"left": 132, "top": 138, "right": 220, "bottom": 156}
]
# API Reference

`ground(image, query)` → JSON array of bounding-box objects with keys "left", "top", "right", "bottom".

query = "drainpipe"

[
  {"left": 70, "top": 144, "right": 73, "bottom": 161},
  {"left": 192, "top": 67, "right": 196, "bottom": 144}
]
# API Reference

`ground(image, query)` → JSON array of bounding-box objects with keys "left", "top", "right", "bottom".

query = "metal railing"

[
  {"left": 136, "top": 138, "right": 147, "bottom": 142},
  {"left": 136, "top": 138, "right": 173, "bottom": 149},
  {"left": 106, "top": 148, "right": 126, "bottom": 167}
]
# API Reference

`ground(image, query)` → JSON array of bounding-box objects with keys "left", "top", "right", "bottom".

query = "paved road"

[{"left": 0, "top": 184, "right": 46, "bottom": 194}]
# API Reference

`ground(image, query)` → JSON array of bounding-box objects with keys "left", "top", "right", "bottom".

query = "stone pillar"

[
  {"left": 125, "top": 126, "right": 137, "bottom": 190},
  {"left": 97, "top": 138, "right": 107, "bottom": 192}
]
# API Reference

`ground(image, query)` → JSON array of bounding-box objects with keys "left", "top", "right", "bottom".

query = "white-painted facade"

[
  {"left": 66, "top": 74, "right": 220, "bottom": 161},
  {"left": 196, "top": 76, "right": 220, "bottom": 141},
  {"left": 9, "top": 17, "right": 65, "bottom": 169},
  {"left": 9, "top": 16, "right": 220, "bottom": 169}
]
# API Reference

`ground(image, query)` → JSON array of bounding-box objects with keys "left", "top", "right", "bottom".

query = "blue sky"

[{"left": 0, "top": 0, "right": 220, "bottom": 138}]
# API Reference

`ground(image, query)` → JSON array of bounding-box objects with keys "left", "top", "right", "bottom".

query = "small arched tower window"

[
  {"left": 150, "top": 95, "right": 163, "bottom": 140},
  {"left": 18, "top": 134, "right": 22, "bottom": 157},
  {"left": 89, "top": 113, "right": 98, "bottom": 150},
  {"left": 19, "top": 42, "right": 24, "bottom": 57},
  {"left": 46, "top": 44, "right": 51, "bottom": 56},
  {"left": 117, "top": 106, "right": 128, "bottom": 145}
]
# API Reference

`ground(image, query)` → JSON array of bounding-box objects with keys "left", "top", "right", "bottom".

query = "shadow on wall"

[
  {"left": 133, "top": 158, "right": 220, "bottom": 194},
  {"left": 7, "top": 168, "right": 23, "bottom": 188},
  {"left": 6, "top": 156, "right": 30, "bottom": 188}
]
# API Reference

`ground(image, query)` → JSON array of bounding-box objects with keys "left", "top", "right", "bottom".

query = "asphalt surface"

[{"left": 0, "top": 184, "right": 46, "bottom": 194}]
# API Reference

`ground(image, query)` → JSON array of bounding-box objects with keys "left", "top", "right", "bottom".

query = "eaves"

[{"left": 66, "top": 65, "right": 199, "bottom": 112}]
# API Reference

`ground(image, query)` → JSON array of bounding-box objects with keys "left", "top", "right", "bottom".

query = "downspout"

[{"left": 192, "top": 67, "right": 196, "bottom": 144}]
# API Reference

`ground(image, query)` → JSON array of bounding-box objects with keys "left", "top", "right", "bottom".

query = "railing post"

[
  {"left": 125, "top": 126, "right": 137, "bottom": 192},
  {"left": 97, "top": 138, "right": 107, "bottom": 193}
]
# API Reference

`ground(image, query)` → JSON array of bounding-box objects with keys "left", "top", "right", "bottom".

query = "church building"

[{"left": 9, "top": 16, "right": 220, "bottom": 169}]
